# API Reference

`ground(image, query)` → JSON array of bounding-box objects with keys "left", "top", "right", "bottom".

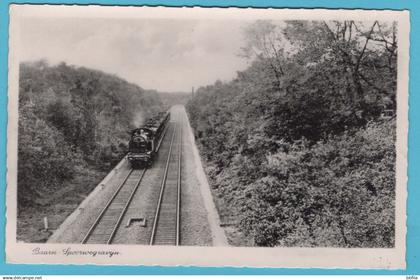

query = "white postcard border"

[{"left": 6, "top": 5, "right": 410, "bottom": 269}]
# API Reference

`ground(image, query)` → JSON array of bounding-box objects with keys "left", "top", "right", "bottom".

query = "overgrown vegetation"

[
  {"left": 18, "top": 61, "right": 163, "bottom": 241},
  {"left": 186, "top": 20, "right": 397, "bottom": 247}
]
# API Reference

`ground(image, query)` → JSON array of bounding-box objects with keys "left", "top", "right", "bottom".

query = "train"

[{"left": 127, "top": 111, "right": 170, "bottom": 168}]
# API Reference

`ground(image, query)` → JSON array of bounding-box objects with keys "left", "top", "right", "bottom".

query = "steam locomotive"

[{"left": 127, "top": 111, "right": 170, "bottom": 168}]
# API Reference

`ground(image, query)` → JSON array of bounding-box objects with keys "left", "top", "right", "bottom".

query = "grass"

[{"left": 16, "top": 167, "right": 107, "bottom": 243}]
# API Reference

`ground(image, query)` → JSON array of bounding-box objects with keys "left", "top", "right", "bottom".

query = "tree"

[{"left": 242, "top": 21, "right": 288, "bottom": 89}]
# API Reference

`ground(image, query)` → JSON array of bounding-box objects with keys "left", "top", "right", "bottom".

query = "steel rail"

[
  {"left": 175, "top": 116, "right": 182, "bottom": 246},
  {"left": 81, "top": 169, "right": 134, "bottom": 244},
  {"left": 149, "top": 120, "right": 177, "bottom": 245},
  {"left": 106, "top": 168, "right": 147, "bottom": 244}
]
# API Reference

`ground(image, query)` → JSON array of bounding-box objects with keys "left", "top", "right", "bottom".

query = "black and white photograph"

[{"left": 6, "top": 5, "right": 409, "bottom": 268}]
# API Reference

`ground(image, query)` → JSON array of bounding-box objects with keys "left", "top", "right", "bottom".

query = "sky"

[{"left": 19, "top": 17, "right": 250, "bottom": 92}]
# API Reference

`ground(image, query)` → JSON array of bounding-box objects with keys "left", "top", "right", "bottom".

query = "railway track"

[
  {"left": 81, "top": 168, "right": 146, "bottom": 244},
  {"left": 80, "top": 114, "right": 182, "bottom": 245},
  {"left": 149, "top": 115, "right": 182, "bottom": 246}
]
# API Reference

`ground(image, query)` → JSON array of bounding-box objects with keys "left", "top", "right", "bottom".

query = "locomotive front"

[
  {"left": 127, "top": 110, "right": 170, "bottom": 168},
  {"left": 127, "top": 128, "right": 154, "bottom": 168}
]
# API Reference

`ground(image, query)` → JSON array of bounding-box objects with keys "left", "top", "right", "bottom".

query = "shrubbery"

[
  {"left": 18, "top": 61, "right": 163, "bottom": 210},
  {"left": 240, "top": 121, "right": 395, "bottom": 247},
  {"left": 186, "top": 20, "right": 397, "bottom": 247}
]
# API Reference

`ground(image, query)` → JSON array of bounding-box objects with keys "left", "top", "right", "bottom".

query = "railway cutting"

[{"left": 48, "top": 106, "right": 220, "bottom": 246}]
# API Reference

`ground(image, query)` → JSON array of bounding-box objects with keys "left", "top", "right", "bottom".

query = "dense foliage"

[
  {"left": 18, "top": 61, "right": 163, "bottom": 211},
  {"left": 186, "top": 20, "right": 397, "bottom": 247}
]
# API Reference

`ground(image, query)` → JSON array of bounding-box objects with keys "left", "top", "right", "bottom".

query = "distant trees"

[
  {"left": 18, "top": 62, "right": 163, "bottom": 209},
  {"left": 186, "top": 20, "right": 396, "bottom": 247}
]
